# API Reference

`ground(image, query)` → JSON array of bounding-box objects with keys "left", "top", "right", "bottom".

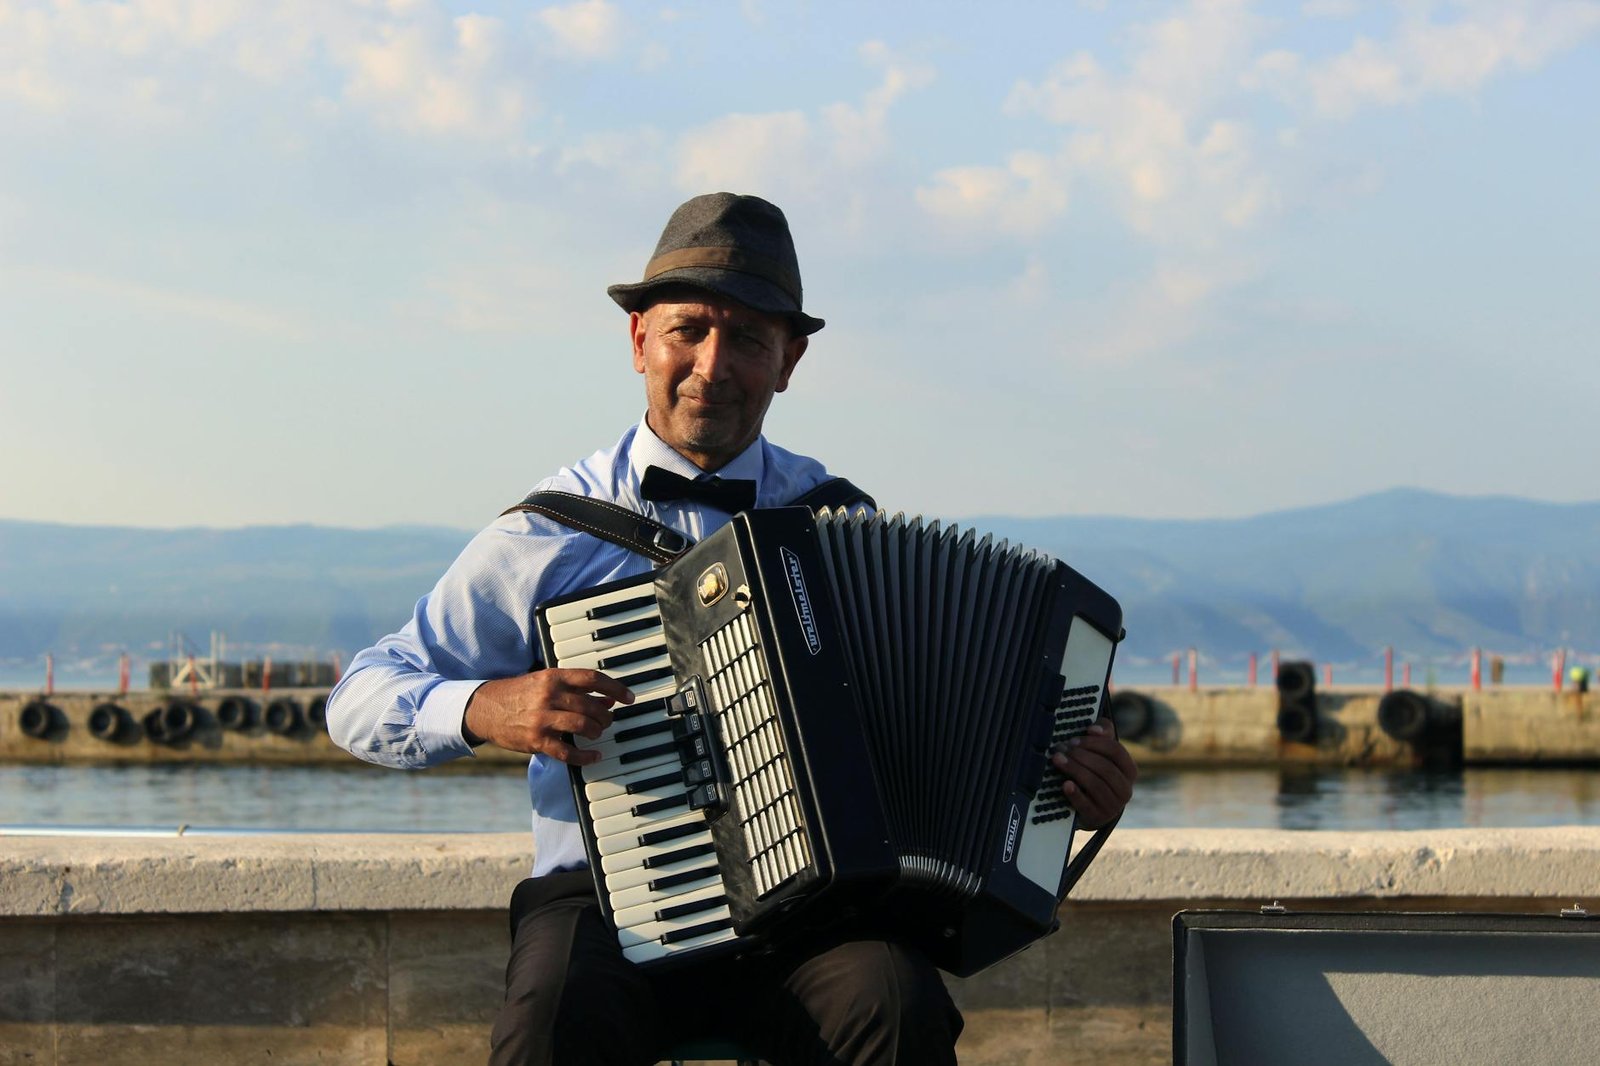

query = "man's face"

[{"left": 631, "top": 293, "right": 807, "bottom": 471}]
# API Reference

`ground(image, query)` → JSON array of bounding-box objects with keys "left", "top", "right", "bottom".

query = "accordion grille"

[
  {"left": 701, "top": 611, "right": 811, "bottom": 899},
  {"left": 1030, "top": 684, "right": 1102, "bottom": 825},
  {"left": 814, "top": 509, "right": 1064, "bottom": 898}
]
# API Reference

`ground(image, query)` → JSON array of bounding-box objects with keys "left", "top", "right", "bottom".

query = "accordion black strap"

[
  {"left": 500, "top": 491, "right": 691, "bottom": 566},
  {"left": 500, "top": 477, "right": 874, "bottom": 567},
  {"left": 1062, "top": 816, "right": 1119, "bottom": 897}
]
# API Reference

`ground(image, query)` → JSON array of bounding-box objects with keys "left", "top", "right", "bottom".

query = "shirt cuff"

[{"left": 416, "top": 679, "right": 483, "bottom": 761}]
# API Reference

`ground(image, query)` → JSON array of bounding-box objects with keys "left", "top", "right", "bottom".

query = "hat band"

[{"left": 643, "top": 246, "right": 802, "bottom": 306}]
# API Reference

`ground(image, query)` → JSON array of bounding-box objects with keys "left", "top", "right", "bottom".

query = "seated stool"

[{"left": 662, "top": 1034, "right": 761, "bottom": 1065}]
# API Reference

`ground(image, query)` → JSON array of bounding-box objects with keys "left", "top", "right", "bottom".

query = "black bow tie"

[{"left": 639, "top": 466, "right": 758, "bottom": 513}]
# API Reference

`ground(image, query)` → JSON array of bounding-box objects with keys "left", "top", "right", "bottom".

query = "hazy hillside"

[
  {"left": 975, "top": 489, "right": 1600, "bottom": 663},
  {"left": 3, "top": 489, "right": 1597, "bottom": 678}
]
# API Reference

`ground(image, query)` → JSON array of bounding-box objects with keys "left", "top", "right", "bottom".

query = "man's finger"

[
  {"left": 542, "top": 736, "right": 600, "bottom": 766},
  {"left": 562, "top": 669, "right": 635, "bottom": 705},
  {"left": 544, "top": 709, "right": 609, "bottom": 740},
  {"left": 1059, "top": 743, "right": 1134, "bottom": 806},
  {"left": 545, "top": 690, "right": 618, "bottom": 729}
]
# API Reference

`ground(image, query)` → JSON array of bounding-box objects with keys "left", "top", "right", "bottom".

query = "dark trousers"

[{"left": 488, "top": 872, "right": 963, "bottom": 1066}]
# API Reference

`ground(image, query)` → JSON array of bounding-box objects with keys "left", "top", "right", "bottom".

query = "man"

[{"left": 327, "top": 192, "right": 1138, "bottom": 1066}]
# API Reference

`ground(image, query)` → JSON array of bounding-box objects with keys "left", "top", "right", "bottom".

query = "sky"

[{"left": 1, "top": 0, "right": 1597, "bottom": 531}]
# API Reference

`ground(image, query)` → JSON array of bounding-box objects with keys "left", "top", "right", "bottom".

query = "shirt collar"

[{"left": 627, "top": 416, "right": 767, "bottom": 489}]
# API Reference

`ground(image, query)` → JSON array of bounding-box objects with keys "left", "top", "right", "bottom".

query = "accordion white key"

[{"left": 534, "top": 506, "right": 1124, "bottom": 977}]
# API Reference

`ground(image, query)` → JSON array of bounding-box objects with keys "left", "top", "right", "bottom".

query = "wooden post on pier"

[
  {"left": 1323, "top": 663, "right": 1333, "bottom": 687},
  {"left": 1248, "top": 652, "right": 1258, "bottom": 688},
  {"left": 331, "top": 652, "right": 342, "bottom": 685},
  {"left": 263, "top": 656, "right": 273, "bottom": 694},
  {"left": 118, "top": 653, "right": 130, "bottom": 696},
  {"left": 1171, "top": 653, "right": 1180, "bottom": 686},
  {"left": 45, "top": 653, "right": 54, "bottom": 696},
  {"left": 1402, "top": 661, "right": 1412, "bottom": 687},
  {"left": 1188, "top": 647, "right": 1198, "bottom": 692}
]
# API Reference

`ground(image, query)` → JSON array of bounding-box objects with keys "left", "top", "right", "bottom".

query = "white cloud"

[
  {"left": 340, "top": 13, "right": 528, "bottom": 137},
  {"left": 922, "top": 0, "right": 1275, "bottom": 243},
  {"left": 914, "top": 152, "right": 1069, "bottom": 236},
  {"left": 0, "top": 2, "right": 537, "bottom": 140},
  {"left": 1258, "top": 1, "right": 1600, "bottom": 118},
  {"left": 674, "top": 42, "right": 933, "bottom": 202},
  {"left": 677, "top": 110, "right": 813, "bottom": 195},
  {"left": 537, "top": 0, "right": 621, "bottom": 60},
  {"left": 823, "top": 40, "right": 935, "bottom": 167}
]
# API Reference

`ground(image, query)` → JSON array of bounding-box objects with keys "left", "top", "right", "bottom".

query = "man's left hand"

[{"left": 1050, "top": 716, "right": 1138, "bottom": 830}]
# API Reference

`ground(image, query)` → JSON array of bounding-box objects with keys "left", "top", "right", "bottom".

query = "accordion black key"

[{"left": 534, "top": 506, "right": 1123, "bottom": 977}]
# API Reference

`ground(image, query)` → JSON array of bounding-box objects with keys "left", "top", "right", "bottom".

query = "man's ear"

[
  {"left": 774, "top": 334, "right": 807, "bottom": 393},
  {"left": 630, "top": 311, "right": 648, "bottom": 374}
]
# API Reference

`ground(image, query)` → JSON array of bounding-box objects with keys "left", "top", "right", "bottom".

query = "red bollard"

[
  {"left": 118, "top": 653, "right": 131, "bottom": 696},
  {"left": 1554, "top": 650, "right": 1566, "bottom": 693},
  {"left": 1470, "top": 648, "right": 1482, "bottom": 692},
  {"left": 1323, "top": 663, "right": 1333, "bottom": 687}
]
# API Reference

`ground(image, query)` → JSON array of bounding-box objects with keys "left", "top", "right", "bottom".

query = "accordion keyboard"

[
  {"left": 541, "top": 581, "right": 740, "bottom": 964},
  {"left": 1013, "top": 615, "right": 1116, "bottom": 895}
]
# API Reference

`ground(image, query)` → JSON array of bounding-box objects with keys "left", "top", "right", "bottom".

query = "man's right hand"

[{"left": 463, "top": 669, "right": 634, "bottom": 765}]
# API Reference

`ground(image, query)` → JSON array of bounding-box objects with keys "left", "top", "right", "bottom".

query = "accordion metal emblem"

[{"left": 534, "top": 506, "right": 1124, "bottom": 977}]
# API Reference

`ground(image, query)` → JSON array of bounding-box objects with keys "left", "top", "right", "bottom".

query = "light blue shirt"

[{"left": 325, "top": 417, "right": 839, "bottom": 876}]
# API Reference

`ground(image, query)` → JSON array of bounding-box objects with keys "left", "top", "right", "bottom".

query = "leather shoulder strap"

[
  {"left": 499, "top": 475, "right": 874, "bottom": 566},
  {"left": 787, "top": 477, "right": 876, "bottom": 514},
  {"left": 500, "top": 490, "right": 692, "bottom": 566}
]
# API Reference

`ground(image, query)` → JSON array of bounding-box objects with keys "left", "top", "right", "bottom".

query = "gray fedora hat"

[{"left": 607, "top": 192, "right": 825, "bottom": 335}]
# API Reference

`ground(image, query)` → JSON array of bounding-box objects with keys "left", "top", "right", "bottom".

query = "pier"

[{"left": 3, "top": 687, "right": 1595, "bottom": 767}]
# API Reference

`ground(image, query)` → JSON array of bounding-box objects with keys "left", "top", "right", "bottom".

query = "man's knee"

[
  {"left": 779, "top": 940, "right": 962, "bottom": 1064},
  {"left": 492, "top": 900, "right": 661, "bottom": 1066}
]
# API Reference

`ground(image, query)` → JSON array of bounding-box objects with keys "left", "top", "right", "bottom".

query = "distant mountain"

[
  {"left": 973, "top": 488, "right": 1600, "bottom": 664},
  {"left": 3, "top": 489, "right": 1598, "bottom": 676},
  {"left": 0, "top": 521, "right": 473, "bottom": 664}
]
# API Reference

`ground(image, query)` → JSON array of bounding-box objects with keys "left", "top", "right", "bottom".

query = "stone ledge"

[{"left": 3, "top": 827, "right": 1597, "bottom": 918}]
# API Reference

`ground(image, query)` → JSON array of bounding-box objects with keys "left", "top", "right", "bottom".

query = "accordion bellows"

[{"left": 535, "top": 506, "right": 1123, "bottom": 977}]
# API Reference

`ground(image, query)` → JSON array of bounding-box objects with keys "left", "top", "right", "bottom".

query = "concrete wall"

[
  {"left": 1116, "top": 687, "right": 1413, "bottom": 766},
  {"left": 4, "top": 828, "right": 1597, "bottom": 1065},
  {"left": 1123, "top": 686, "right": 1599, "bottom": 766},
  {"left": 1464, "top": 689, "right": 1600, "bottom": 762}
]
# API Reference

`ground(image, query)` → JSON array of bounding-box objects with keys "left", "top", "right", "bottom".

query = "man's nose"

[{"left": 691, "top": 330, "right": 733, "bottom": 382}]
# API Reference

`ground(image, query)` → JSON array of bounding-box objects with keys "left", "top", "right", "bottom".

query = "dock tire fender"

[
  {"left": 88, "top": 702, "right": 132, "bottom": 742},
  {"left": 305, "top": 693, "right": 328, "bottom": 731},
  {"left": 265, "top": 697, "right": 303, "bottom": 735},
  {"left": 216, "top": 695, "right": 256, "bottom": 731},
  {"left": 1106, "top": 690, "right": 1154, "bottom": 742},
  {"left": 19, "top": 700, "right": 59, "bottom": 739},
  {"left": 1276, "top": 703, "right": 1317, "bottom": 744}
]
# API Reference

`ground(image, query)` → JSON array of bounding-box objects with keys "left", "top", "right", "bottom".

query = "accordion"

[{"left": 534, "top": 506, "right": 1123, "bottom": 977}]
